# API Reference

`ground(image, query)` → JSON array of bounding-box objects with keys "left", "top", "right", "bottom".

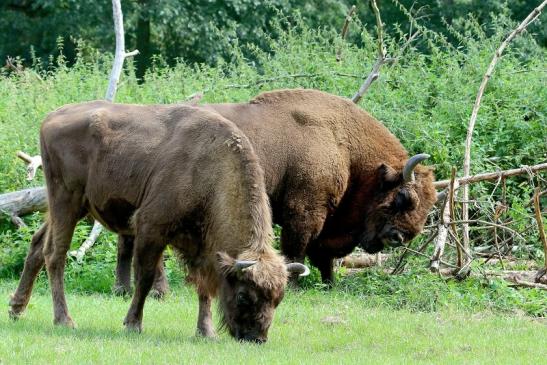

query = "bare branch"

[
  {"left": 352, "top": 0, "right": 390, "bottom": 103},
  {"left": 434, "top": 162, "right": 547, "bottom": 189},
  {"left": 17, "top": 151, "right": 42, "bottom": 181},
  {"left": 533, "top": 187, "right": 547, "bottom": 274},
  {"left": 69, "top": 221, "right": 104, "bottom": 263},
  {"left": 105, "top": 0, "right": 139, "bottom": 101},
  {"left": 10, "top": 215, "right": 26, "bottom": 229},
  {"left": 461, "top": 0, "right": 547, "bottom": 273},
  {"left": 336, "top": 5, "right": 357, "bottom": 62}
]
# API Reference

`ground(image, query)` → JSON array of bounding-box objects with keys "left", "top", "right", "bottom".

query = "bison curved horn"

[
  {"left": 286, "top": 263, "right": 310, "bottom": 277},
  {"left": 234, "top": 260, "right": 257, "bottom": 271},
  {"left": 403, "top": 153, "right": 430, "bottom": 182}
]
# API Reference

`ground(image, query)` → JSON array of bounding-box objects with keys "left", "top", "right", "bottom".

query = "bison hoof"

[
  {"left": 124, "top": 319, "right": 142, "bottom": 333},
  {"left": 112, "top": 284, "right": 132, "bottom": 297},
  {"left": 8, "top": 307, "right": 23, "bottom": 321},
  {"left": 149, "top": 288, "right": 168, "bottom": 300},
  {"left": 196, "top": 327, "right": 217, "bottom": 339},
  {"left": 54, "top": 316, "right": 76, "bottom": 329},
  {"left": 8, "top": 296, "right": 26, "bottom": 320}
]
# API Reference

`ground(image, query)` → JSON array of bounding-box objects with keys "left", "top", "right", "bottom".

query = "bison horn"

[
  {"left": 234, "top": 260, "right": 257, "bottom": 271},
  {"left": 403, "top": 153, "right": 430, "bottom": 182},
  {"left": 286, "top": 263, "right": 310, "bottom": 277}
]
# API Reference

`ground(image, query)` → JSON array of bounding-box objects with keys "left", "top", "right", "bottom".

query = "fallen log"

[
  {"left": 0, "top": 187, "right": 47, "bottom": 216},
  {"left": 340, "top": 253, "right": 390, "bottom": 268}
]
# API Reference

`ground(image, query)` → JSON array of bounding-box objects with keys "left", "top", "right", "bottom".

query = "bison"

[
  {"left": 115, "top": 89, "right": 437, "bottom": 290},
  {"left": 9, "top": 102, "right": 308, "bottom": 342}
]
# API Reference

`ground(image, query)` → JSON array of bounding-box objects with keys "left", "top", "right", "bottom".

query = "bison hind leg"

[{"left": 9, "top": 222, "right": 48, "bottom": 320}]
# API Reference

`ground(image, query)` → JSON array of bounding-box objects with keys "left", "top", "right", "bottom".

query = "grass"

[{"left": 0, "top": 281, "right": 546, "bottom": 364}]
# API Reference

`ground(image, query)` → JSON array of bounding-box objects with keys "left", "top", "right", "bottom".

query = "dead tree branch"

[
  {"left": 17, "top": 151, "right": 42, "bottom": 181},
  {"left": 461, "top": 0, "right": 547, "bottom": 274},
  {"left": 336, "top": 5, "right": 357, "bottom": 62},
  {"left": 69, "top": 221, "right": 104, "bottom": 263},
  {"left": 351, "top": 1, "right": 419, "bottom": 103},
  {"left": 352, "top": 0, "right": 390, "bottom": 103},
  {"left": 434, "top": 162, "right": 547, "bottom": 189},
  {"left": 73, "top": 0, "right": 137, "bottom": 258},
  {"left": 430, "top": 168, "right": 458, "bottom": 272},
  {"left": 105, "top": 0, "right": 139, "bottom": 102},
  {"left": 533, "top": 187, "right": 547, "bottom": 283}
]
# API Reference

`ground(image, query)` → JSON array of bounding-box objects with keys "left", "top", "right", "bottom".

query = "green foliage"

[
  {"left": 336, "top": 268, "right": 546, "bottom": 317},
  {"left": 1, "top": 1, "right": 545, "bottom": 71}
]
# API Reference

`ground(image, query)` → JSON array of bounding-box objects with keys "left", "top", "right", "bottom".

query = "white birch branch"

[
  {"left": 105, "top": 0, "right": 139, "bottom": 102},
  {"left": 69, "top": 221, "right": 104, "bottom": 263},
  {"left": 73, "top": 0, "right": 137, "bottom": 258},
  {"left": 17, "top": 151, "right": 42, "bottom": 181},
  {"left": 461, "top": 1, "right": 547, "bottom": 266}
]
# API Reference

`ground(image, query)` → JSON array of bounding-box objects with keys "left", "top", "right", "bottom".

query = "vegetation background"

[{"left": 0, "top": 1, "right": 546, "bottom": 362}]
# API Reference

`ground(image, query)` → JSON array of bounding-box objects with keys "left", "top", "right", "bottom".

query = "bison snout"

[
  {"left": 382, "top": 229, "right": 405, "bottom": 248},
  {"left": 237, "top": 334, "right": 267, "bottom": 344}
]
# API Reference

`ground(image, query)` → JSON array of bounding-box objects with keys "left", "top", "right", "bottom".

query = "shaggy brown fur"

[
  {"left": 9, "top": 101, "right": 288, "bottom": 342},
  {"left": 116, "top": 89, "right": 437, "bottom": 286},
  {"left": 203, "top": 89, "right": 438, "bottom": 282}
]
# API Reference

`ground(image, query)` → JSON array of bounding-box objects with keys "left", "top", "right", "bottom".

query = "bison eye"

[{"left": 236, "top": 292, "right": 251, "bottom": 306}]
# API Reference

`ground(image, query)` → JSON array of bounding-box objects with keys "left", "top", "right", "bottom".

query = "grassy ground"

[{"left": 1, "top": 281, "right": 545, "bottom": 364}]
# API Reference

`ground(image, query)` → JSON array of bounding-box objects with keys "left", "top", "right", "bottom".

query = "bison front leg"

[
  {"left": 123, "top": 234, "right": 166, "bottom": 332},
  {"left": 307, "top": 245, "right": 335, "bottom": 286},
  {"left": 9, "top": 222, "right": 48, "bottom": 319},
  {"left": 281, "top": 205, "right": 327, "bottom": 285},
  {"left": 196, "top": 293, "right": 216, "bottom": 338}
]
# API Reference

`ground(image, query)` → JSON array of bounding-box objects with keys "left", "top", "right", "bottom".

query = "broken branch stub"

[{"left": 17, "top": 151, "right": 42, "bottom": 181}]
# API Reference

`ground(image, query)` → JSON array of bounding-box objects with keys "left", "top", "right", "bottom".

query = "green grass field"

[{"left": 1, "top": 281, "right": 545, "bottom": 364}]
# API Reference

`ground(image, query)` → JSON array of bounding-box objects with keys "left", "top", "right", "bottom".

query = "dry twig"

[
  {"left": 16, "top": 151, "right": 42, "bottom": 181},
  {"left": 434, "top": 162, "right": 547, "bottom": 189},
  {"left": 336, "top": 5, "right": 357, "bottom": 62},
  {"left": 352, "top": 0, "right": 390, "bottom": 103}
]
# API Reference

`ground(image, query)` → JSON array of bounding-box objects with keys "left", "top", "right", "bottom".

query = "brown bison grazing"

[
  {"left": 9, "top": 101, "right": 308, "bottom": 342},
  {"left": 116, "top": 89, "right": 437, "bottom": 288}
]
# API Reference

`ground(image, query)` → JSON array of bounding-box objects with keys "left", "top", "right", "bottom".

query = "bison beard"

[
  {"left": 8, "top": 101, "right": 309, "bottom": 342},
  {"left": 114, "top": 89, "right": 437, "bottom": 288}
]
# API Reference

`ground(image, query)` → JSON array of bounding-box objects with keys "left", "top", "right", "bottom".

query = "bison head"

[
  {"left": 216, "top": 252, "right": 308, "bottom": 343},
  {"left": 358, "top": 154, "right": 437, "bottom": 253}
]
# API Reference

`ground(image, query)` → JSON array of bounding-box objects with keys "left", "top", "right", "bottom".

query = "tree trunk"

[{"left": 136, "top": 0, "right": 151, "bottom": 82}]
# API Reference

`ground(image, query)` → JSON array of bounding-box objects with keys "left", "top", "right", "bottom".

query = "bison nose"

[
  {"left": 238, "top": 334, "right": 267, "bottom": 344},
  {"left": 387, "top": 231, "right": 404, "bottom": 247}
]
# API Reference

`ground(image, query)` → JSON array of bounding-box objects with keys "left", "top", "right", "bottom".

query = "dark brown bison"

[
  {"left": 116, "top": 89, "right": 437, "bottom": 289},
  {"left": 9, "top": 101, "right": 308, "bottom": 342}
]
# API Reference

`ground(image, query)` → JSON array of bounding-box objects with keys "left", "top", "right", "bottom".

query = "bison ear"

[{"left": 378, "top": 164, "right": 401, "bottom": 190}]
